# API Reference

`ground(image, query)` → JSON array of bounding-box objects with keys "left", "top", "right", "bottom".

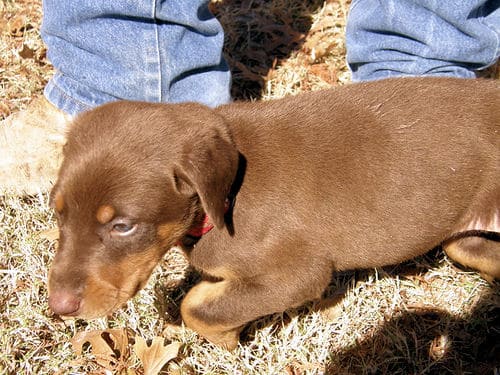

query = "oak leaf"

[
  {"left": 133, "top": 336, "right": 181, "bottom": 375},
  {"left": 71, "top": 328, "right": 131, "bottom": 372},
  {"left": 39, "top": 227, "right": 59, "bottom": 241}
]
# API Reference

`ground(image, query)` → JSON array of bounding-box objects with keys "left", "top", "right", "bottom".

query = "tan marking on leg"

[
  {"left": 54, "top": 192, "right": 64, "bottom": 213},
  {"left": 182, "top": 280, "right": 229, "bottom": 312},
  {"left": 181, "top": 280, "right": 242, "bottom": 350},
  {"left": 203, "top": 266, "right": 238, "bottom": 281},
  {"left": 96, "top": 204, "right": 115, "bottom": 224},
  {"left": 444, "top": 237, "right": 500, "bottom": 281}
]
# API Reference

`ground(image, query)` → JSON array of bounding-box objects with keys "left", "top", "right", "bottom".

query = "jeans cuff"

[{"left": 44, "top": 77, "right": 93, "bottom": 116}]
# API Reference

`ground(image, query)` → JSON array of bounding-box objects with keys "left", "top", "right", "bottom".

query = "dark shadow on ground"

[
  {"left": 324, "top": 287, "right": 499, "bottom": 374},
  {"left": 154, "top": 245, "right": 499, "bottom": 374},
  {"left": 244, "top": 249, "right": 499, "bottom": 374},
  {"left": 211, "top": 0, "right": 325, "bottom": 100}
]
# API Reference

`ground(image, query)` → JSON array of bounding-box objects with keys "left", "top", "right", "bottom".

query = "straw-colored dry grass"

[{"left": 1, "top": 1, "right": 499, "bottom": 374}]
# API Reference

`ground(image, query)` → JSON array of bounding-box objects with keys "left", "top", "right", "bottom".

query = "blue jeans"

[
  {"left": 346, "top": 0, "right": 500, "bottom": 81},
  {"left": 42, "top": 1, "right": 499, "bottom": 115},
  {"left": 41, "top": 0, "right": 231, "bottom": 115}
]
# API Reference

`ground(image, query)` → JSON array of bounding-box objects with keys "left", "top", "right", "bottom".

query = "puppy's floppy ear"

[{"left": 174, "top": 116, "right": 239, "bottom": 229}]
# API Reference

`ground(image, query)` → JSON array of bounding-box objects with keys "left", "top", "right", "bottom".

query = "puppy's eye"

[{"left": 110, "top": 220, "right": 137, "bottom": 236}]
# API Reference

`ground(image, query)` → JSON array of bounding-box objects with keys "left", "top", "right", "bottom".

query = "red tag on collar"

[
  {"left": 184, "top": 198, "right": 231, "bottom": 239},
  {"left": 186, "top": 214, "right": 214, "bottom": 237}
]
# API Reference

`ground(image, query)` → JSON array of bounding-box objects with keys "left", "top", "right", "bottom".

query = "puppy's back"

[{"left": 216, "top": 78, "right": 499, "bottom": 270}]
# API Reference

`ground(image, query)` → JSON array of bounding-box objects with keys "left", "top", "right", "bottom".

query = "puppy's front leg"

[
  {"left": 180, "top": 279, "right": 243, "bottom": 350},
  {"left": 180, "top": 260, "right": 331, "bottom": 350}
]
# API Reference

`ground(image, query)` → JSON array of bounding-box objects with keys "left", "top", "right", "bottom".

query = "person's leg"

[
  {"left": 1, "top": 0, "right": 231, "bottom": 194},
  {"left": 346, "top": 0, "right": 500, "bottom": 81},
  {"left": 42, "top": 0, "right": 231, "bottom": 115}
]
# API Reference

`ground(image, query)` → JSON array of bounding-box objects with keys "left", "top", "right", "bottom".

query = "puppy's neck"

[{"left": 178, "top": 198, "right": 233, "bottom": 248}]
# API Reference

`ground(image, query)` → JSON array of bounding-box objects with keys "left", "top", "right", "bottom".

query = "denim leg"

[
  {"left": 346, "top": 0, "right": 500, "bottom": 81},
  {"left": 41, "top": 0, "right": 231, "bottom": 115}
]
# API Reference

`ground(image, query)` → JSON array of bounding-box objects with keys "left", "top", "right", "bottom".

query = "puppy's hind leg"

[
  {"left": 443, "top": 235, "right": 500, "bottom": 282},
  {"left": 446, "top": 187, "right": 500, "bottom": 282}
]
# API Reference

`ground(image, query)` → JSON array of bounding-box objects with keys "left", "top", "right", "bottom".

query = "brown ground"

[{"left": 1, "top": 1, "right": 498, "bottom": 374}]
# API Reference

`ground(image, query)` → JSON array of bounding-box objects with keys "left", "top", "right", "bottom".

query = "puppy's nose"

[{"left": 48, "top": 290, "right": 81, "bottom": 316}]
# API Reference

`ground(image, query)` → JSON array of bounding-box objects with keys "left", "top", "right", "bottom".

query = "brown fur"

[{"left": 48, "top": 77, "right": 499, "bottom": 350}]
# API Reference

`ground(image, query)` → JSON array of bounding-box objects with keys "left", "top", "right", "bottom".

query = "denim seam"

[
  {"left": 152, "top": 0, "right": 163, "bottom": 102},
  {"left": 349, "top": 0, "right": 362, "bottom": 12},
  {"left": 478, "top": 18, "right": 500, "bottom": 67},
  {"left": 45, "top": 77, "right": 93, "bottom": 114}
]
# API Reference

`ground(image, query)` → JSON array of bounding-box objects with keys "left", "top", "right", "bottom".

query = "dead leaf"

[
  {"left": 18, "top": 44, "right": 35, "bottom": 59},
  {"left": 71, "top": 328, "right": 132, "bottom": 372},
  {"left": 429, "top": 334, "right": 450, "bottom": 360},
  {"left": 0, "top": 19, "right": 5, "bottom": 34},
  {"left": 7, "top": 15, "right": 32, "bottom": 36},
  {"left": 39, "top": 227, "right": 59, "bottom": 241},
  {"left": 308, "top": 63, "right": 336, "bottom": 84},
  {"left": 0, "top": 101, "right": 10, "bottom": 118},
  {"left": 134, "top": 336, "right": 181, "bottom": 375}
]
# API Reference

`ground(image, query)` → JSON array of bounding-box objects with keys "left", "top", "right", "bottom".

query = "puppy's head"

[{"left": 47, "top": 101, "right": 238, "bottom": 319}]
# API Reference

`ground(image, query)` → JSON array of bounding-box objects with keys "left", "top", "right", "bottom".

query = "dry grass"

[
  {"left": 0, "top": 0, "right": 50, "bottom": 119},
  {"left": 1, "top": 0, "right": 499, "bottom": 374}
]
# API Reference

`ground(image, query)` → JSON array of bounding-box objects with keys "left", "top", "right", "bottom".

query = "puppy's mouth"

[
  {"left": 48, "top": 239, "right": 169, "bottom": 320},
  {"left": 49, "top": 281, "right": 144, "bottom": 320},
  {"left": 48, "top": 259, "right": 158, "bottom": 320}
]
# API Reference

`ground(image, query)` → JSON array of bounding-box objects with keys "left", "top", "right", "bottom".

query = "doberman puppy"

[{"left": 48, "top": 77, "right": 499, "bottom": 350}]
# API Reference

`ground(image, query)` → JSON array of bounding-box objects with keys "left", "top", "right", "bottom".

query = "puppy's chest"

[
  {"left": 182, "top": 210, "right": 262, "bottom": 277},
  {"left": 183, "top": 234, "right": 236, "bottom": 277}
]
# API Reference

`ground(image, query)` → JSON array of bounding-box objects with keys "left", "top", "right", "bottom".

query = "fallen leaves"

[
  {"left": 72, "top": 329, "right": 131, "bottom": 371},
  {"left": 70, "top": 328, "right": 181, "bottom": 375},
  {"left": 38, "top": 227, "right": 59, "bottom": 241},
  {"left": 1, "top": 1, "right": 50, "bottom": 121},
  {"left": 5, "top": 15, "right": 33, "bottom": 36},
  {"left": 0, "top": 101, "right": 10, "bottom": 118},
  {"left": 134, "top": 336, "right": 182, "bottom": 375}
]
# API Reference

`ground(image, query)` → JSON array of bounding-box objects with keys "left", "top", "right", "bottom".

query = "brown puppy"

[{"left": 48, "top": 77, "right": 499, "bottom": 350}]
